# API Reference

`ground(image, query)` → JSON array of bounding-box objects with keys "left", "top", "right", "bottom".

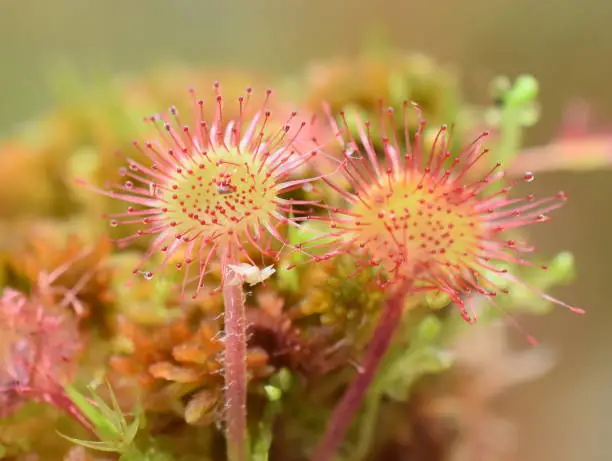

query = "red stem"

[
  {"left": 222, "top": 262, "right": 249, "bottom": 461},
  {"left": 311, "top": 287, "right": 408, "bottom": 461},
  {"left": 11, "top": 386, "right": 96, "bottom": 436}
]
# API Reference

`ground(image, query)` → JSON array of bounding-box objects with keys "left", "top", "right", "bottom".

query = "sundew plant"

[{"left": 0, "top": 51, "right": 601, "bottom": 461}]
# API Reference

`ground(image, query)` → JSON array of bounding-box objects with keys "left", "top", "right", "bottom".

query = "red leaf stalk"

[
  {"left": 312, "top": 283, "right": 410, "bottom": 461},
  {"left": 222, "top": 249, "right": 248, "bottom": 461}
]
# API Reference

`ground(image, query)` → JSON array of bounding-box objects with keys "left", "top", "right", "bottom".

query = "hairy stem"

[
  {"left": 223, "top": 260, "right": 249, "bottom": 461},
  {"left": 311, "top": 288, "right": 408, "bottom": 461}
]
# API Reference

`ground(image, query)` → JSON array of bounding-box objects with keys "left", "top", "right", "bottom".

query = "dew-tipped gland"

[
  {"left": 79, "top": 83, "right": 323, "bottom": 297},
  {"left": 321, "top": 104, "right": 583, "bottom": 323}
]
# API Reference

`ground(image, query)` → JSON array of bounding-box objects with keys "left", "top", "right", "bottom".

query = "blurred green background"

[{"left": 1, "top": 1, "right": 611, "bottom": 460}]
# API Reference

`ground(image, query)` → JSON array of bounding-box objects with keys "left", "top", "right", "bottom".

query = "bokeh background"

[{"left": 1, "top": 1, "right": 611, "bottom": 460}]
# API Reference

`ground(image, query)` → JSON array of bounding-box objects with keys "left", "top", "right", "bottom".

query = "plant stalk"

[
  {"left": 311, "top": 287, "right": 408, "bottom": 461},
  {"left": 222, "top": 258, "right": 249, "bottom": 461}
]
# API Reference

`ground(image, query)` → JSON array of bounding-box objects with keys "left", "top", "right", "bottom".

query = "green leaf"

[
  {"left": 486, "top": 74, "right": 542, "bottom": 167},
  {"left": 270, "top": 368, "right": 292, "bottom": 392},
  {"left": 375, "top": 315, "right": 453, "bottom": 401},
  {"left": 506, "top": 74, "right": 539, "bottom": 106},
  {"left": 123, "top": 415, "right": 141, "bottom": 447},
  {"left": 64, "top": 385, "right": 118, "bottom": 439},
  {"left": 62, "top": 380, "right": 144, "bottom": 457},
  {"left": 264, "top": 385, "right": 282, "bottom": 402},
  {"left": 251, "top": 369, "right": 293, "bottom": 460},
  {"left": 413, "top": 315, "right": 443, "bottom": 344},
  {"left": 57, "top": 434, "right": 122, "bottom": 453},
  {"left": 251, "top": 424, "right": 273, "bottom": 461},
  {"left": 424, "top": 290, "right": 452, "bottom": 310},
  {"left": 518, "top": 104, "right": 541, "bottom": 127},
  {"left": 277, "top": 220, "right": 335, "bottom": 292}
]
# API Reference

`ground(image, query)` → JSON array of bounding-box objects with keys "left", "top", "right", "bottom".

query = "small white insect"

[
  {"left": 345, "top": 146, "right": 362, "bottom": 160},
  {"left": 227, "top": 263, "right": 276, "bottom": 286}
]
